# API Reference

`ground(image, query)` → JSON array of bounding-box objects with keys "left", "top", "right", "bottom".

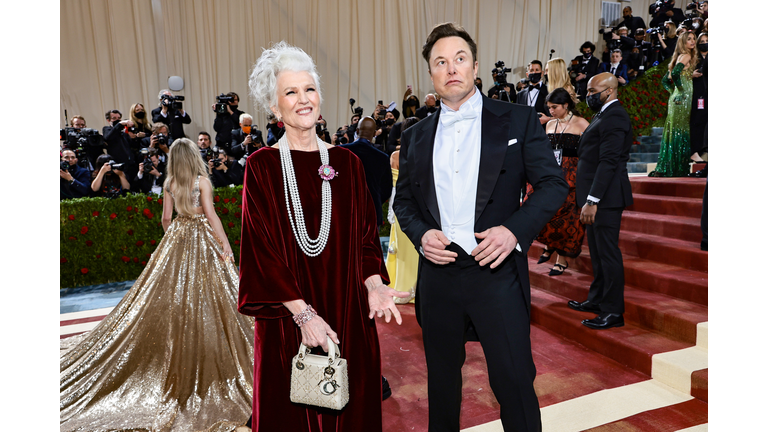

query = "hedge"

[{"left": 60, "top": 187, "right": 392, "bottom": 289}]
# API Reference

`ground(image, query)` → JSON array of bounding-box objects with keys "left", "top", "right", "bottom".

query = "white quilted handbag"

[{"left": 289, "top": 341, "right": 349, "bottom": 410}]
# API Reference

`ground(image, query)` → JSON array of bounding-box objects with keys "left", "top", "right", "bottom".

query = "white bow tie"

[{"left": 440, "top": 106, "right": 478, "bottom": 127}]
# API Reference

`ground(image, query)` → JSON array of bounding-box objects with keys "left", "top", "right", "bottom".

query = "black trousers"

[
  {"left": 585, "top": 207, "right": 626, "bottom": 314},
  {"left": 418, "top": 243, "right": 541, "bottom": 432}
]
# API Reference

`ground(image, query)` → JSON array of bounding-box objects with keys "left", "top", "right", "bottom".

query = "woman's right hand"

[
  {"left": 100, "top": 163, "right": 112, "bottom": 174},
  {"left": 300, "top": 315, "right": 339, "bottom": 352}
]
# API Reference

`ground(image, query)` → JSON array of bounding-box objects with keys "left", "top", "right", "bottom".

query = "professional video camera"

[
  {"left": 60, "top": 127, "right": 101, "bottom": 150},
  {"left": 686, "top": 1, "right": 701, "bottom": 12},
  {"left": 492, "top": 60, "right": 512, "bottom": 85},
  {"left": 215, "top": 93, "right": 234, "bottom": 114},
  {"left": 108, "top": 160, "right": 125, "bottom": 172},
  {"left": 161, "top": 93, "right": 185, "bottom": 110},
  {"left": 649, "top": 0, "right": 674, "bottom": 16},
  {"left": 598, "top": 27, "right": 622, "bottom": 51},
  {"left": 60, "top": 160, "right": 76, "bottom": 173},
  {"left": 568, "top": 59, "right": 586, "bottom": 81},
  {"left": 349, "top": 98, "right": 364, "bottom": 118},
  {"left": 646, "top": 25, "right": 666, "bottom": 47},
  {"left": 248, "top": 126, "right": 264, "bottom": 146},
  {"left": 334, "top": 129, "right": 348, "bottom": 145}
]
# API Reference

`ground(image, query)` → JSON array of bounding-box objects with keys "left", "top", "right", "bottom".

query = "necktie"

[
  {"left": 610, "top": 66, "right": 616, "bottom": 75},
  {"left": 440, "top": 105, "right": 478, "bottom": 127},
  {"left": 529, "top": 84, "right": 540, "bottom": 90}
]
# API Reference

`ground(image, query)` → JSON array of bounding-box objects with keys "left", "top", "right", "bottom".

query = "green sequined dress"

[{"left": 654, "top": 62, "right": 693, "bottom": 176}]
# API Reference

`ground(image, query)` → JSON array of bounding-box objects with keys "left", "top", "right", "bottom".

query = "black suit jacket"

[
  {"left": 340, "top": 139, "right": 392, "bottom": 226},
  {"left": 415, "top": 105, "right": 438, "bottom": 120},
  {"left": 576, "top": 101, "right": 634, "bottom": 209},
  {"left": 516, "top": 84, "right": 549, "bottom": 118},
  {"left": 151, "top": 106, "right": 191, "bottom": 139},
  {"left": 393, "top": 95, "right": 568, "bottom": 314}
]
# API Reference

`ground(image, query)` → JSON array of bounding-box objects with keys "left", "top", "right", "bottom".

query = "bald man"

[
  {"left": 340, "top": 116, "right": 392, "bottom": 226},
  {"left": 568, "top": 73, "right": 634, "bottom": 330}
]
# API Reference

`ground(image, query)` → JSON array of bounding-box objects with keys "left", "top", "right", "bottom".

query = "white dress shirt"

[
  {"left": 433, "top": 89, "right": 483, "bottom": 255},
  {"left": 587, "top": 98, "right": 620, "bottom": 204}
]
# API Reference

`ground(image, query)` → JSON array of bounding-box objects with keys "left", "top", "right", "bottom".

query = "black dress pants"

[
  {"left": 585, "top": 207, "right": 626, "bottom": 314},
  {"left": 418, "top": 243, "right": 541, "bottom": 432}
]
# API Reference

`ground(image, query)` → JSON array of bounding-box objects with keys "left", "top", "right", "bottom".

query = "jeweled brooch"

[{"left": 318, "top": 164, "right": 337, "bottom": 181}]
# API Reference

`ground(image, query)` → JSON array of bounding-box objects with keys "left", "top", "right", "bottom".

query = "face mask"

[
  {"left": 427, "top": 106, "right": 437, "bottom": 113},
  {"left": 528, "top": 73, "right": 542, "bottom": 83},
  {"left": 135, "top": 111, "right": 145, "bottom": 119},
  {"left": 242, "top": 125, "right": 251, "bottom": 134},
  {"left": 697, "top": 43, "right": 708, "bottom": 52},
  {"left": 385, "top": 118, "right": 395, "bottom": 126},
  {"left": 476, "top": 83, "right": 483, "bottom": 92},
  {"left": 231, "top": 105, "right": 239, "bottom": 111},
  {"left": 586, "top": 89, "right": 608, "bottom": 111},
  {"left": 584, "top": 53, "right": 592, "bottom": 59},
  {"left": 692, "top": 22, "right": 700, "bottom": 29}
]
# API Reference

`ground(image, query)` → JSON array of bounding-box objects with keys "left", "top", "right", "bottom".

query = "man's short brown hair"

[
  {"left": 151, "top": 123, "right": 168, "bottom": 135},
  {"left": 422, "top": 22, "right": 477, "bottom": 71}
]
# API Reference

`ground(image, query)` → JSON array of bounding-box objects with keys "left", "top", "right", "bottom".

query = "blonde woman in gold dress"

[{"left": 60, "top": 138, "right": 255, "bottom": 432}]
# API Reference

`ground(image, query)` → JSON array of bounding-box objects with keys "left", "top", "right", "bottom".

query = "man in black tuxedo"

[
  {"left": 151, "top": 89, "right": 191, "bottom": 139},
  {"left": 649, "top": 0, "right": 686, "bottom": 28},
  {"left": 341, "top": 116, "right": 392, "bottom": 226},
  {"left": 618, "top": 6, "right": 647, "bottom": 35},
  {"left": 415, "top": 93, "right": 439, "bottom": 119},
  {"left": 572, "top": 42, "right": 601, "bottom": 100},
  {"left": 568, "top": 73, "right": 634, "bottom": 330},
  {"left": 516, "top": 60, "right": 550, "bottom": 127},
  {"left": 394, "top": 22, "right": 568, "bottom": 432}
]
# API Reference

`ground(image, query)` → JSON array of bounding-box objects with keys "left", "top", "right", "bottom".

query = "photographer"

[
  {"left": 415, "top": 93, "right": 438, "bottom": 119},
  {"left": 133, "top": 148, "right": 165, "bottom": 195},
  {"left": 649, "top": 0, "right": 686, "bottom": 28},
  {"left": 516, "top": 60, "right": 550, "bottom": 125},
  {"left": 230, "top": 113, "right": 264, "bottom": 159},
  {"left": 63, "top": 116, "right": 103, "bottom": 169},
  {"left": 333, "top": 126, "right": 350, "bottom": 146},
  {"left": 375, "top": 109, "right": 397, "bottom": 152},
  {"left": 142, "top": 123, "right": 171, "bottom": 161},
  {"left": 487, "top": 61, "right": 517, "bottom": 102},
  {"left": 207, "top": 149, "right": 244, "bottom": 188},
  {"left": 571, "top": 42, "right": 600, "bottom": 100},
  {"left": 655, "top": 21, "right": 679, "bottom": 60},
  {"left": 151, "top": 89, "right": 191, "bottom": 139},
  {"left": 60, "top": 149, "right": 91, "bottom": 200},
  {"left": 316, "top": 116, "right": 332, "bottom": 144},
  {"left": 618, "top": 6, "right": 647, "bottom": 35},
  {"left": 91, "top": 154, "right": 131, "bottom": 198},
  {"left": 129, "top": 103, "right": 152, "bottom": 137},
  {"left": 402, "top": 86, "right": 421, "bottom": 118},
  {"left": 600, "top": 27, "right": 635, "bottom": 63},
  {"left": 265, "top": 113, "right": 284, "bottom": 146},
  {"left": 212, "top": 92, "right": 243, "bottom": 152}
]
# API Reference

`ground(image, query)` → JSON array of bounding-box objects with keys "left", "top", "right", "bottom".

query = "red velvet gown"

[{"left": 238, "top": 146, "right": 389, "bottom": 432}]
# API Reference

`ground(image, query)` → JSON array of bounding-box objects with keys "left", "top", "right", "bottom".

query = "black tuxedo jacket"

[
  {"left": 151, "top": 106, "right": 191, "bottom": 139},
  {"left": 393, "top": 95, "right": 568, "bottom": 313},
  {"left": 516, "top": 84, "right": 549, "bottom": 117},
  {"left": 340, "top": 139, "right": 393, "bottom": 226},
  {"left": 576, "top": 101, "right": 634, "bottom": 209}
]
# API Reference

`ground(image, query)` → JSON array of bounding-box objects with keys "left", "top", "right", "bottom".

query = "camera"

[
  {"left": 215, "top": 93, "right": 234, "bottom": 114},
  {"left": 334, "top": 130, "right": 348, "bottom": 145},
  {"left": 126, "top": 125, "right": 138, "bottom": 134},
  {"left": 568, "top": 59, "right": 586, "bottom": 80},
  {"left": 349, "top": 98, "right": 364, "bottom": 117},
  {"left": 155, "top": 133, "right": 168, "bottom": 146},
  {"left": 649, "top": 0, "right": 674, "bottom": 15},
  {"left": 161, "top": 94, "right": 185, "bottom": 110},
  {"left": 60, "top": 127, "right": 101, "bottom": 150},
  {"left": 108, "top": 160, "right": 125, "bottom": 171},
  {"left": 598, "top": 27, "right": 622, "bottom": 51},
  {"left": 60, "top": 160, "right": 75, "bottom": 173},
  {"left": 686, "top": 1, "right": 701, "bottom": 11},
  {"left": 492, "top": 60, "right": 512, "bottom": 85}
]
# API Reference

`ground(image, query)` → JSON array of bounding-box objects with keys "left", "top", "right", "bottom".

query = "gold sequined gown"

[{"left": 60, "top": 177, "right": 255, "bottom": 432}]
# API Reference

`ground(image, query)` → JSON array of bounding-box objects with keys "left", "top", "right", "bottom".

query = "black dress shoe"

[
  {"left": 537, "top": 248, "right": 553, "bottom": 264},
  {"left": 582, "top": 313, "right": 624, "bottom": 330},
  {"left": 382, "top": 376, "right": 392, "bottom": 400},
  {"left": 688, "top": 167, "right": 707, "bottom": 178},
  {"left": 567, "top": 300, "right": 601, "bottom": 313}
]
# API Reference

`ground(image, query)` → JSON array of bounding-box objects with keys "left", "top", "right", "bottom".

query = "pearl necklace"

[{"left": 279, "top": 134, "right": 332, "bottom": 257}]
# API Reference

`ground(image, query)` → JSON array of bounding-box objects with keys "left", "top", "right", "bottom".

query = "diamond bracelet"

[{"left": 293, "top": 305, "right": 317, "bottom": 327}]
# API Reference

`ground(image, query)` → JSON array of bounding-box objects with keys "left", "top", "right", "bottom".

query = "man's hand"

[
  {"left": 161, "top": 104, "right": 169, "bottom": 114},
  {"left": 580, "top": 203, "right": 597, "bottom": 225},
  {"left": 539, "top": 114, "right": 552, "bottom": 125},
  {"left": 207, "top": 160, "right": 215, "bottom": 173},
  {"left": 665, "top": 9, "right": 674, "bottom": 17},
  {"left": 149, "top": 165, "right": 162, "bottom": 177},
  {"left": 114, "top": 168, "right": 126, "bottom": 178},
  {"left": 421, "top": 229, "right": 457, "bottom": 265},
  {"left": 618, "top": 76, "right": 627, "bottom": 85},
  {"left": 243, "top": 134, "right": 253, "bottom": 145},
  {"left": 150, "top": 135, "right": 158, "bottom": 148},
  {"left": 576, "top": 73, "right": 586, "bottom": 81},
  {"left": 692, "top": 70, "right": 703, "bottom": 78},
  {"left": 60, "top": 169, "right": 73, "bottom": 182},
  {"left": 472, "top": 225, "right": 518, "bottom": 269},
  {"left": 138, "top": 162, "right": 145, "bottom": 174}
]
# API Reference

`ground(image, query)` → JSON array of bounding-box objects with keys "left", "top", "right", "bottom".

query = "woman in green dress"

[{"left": 650, "top": 31, "right": 699, "bottom": 177}]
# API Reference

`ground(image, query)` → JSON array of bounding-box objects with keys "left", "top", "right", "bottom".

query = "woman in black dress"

[{"left": 689, "top": 32, "right": 708, "bottom": 165}]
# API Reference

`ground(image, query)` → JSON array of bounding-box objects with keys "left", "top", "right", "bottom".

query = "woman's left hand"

[{"left": 367, "top": 282, "right": 410, "bottom": 324}]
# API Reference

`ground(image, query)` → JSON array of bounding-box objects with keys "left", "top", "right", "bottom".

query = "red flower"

[
  {"left": 238, "top": 204, "right": 242, "bottom": 209},
  {"left": 68, "top": 215, "right": 75, "bottom": 221},
  {"left": 222, "top": 208, "right": 229, "bottom": 215},
  {"left": 214, "top": 196, "right": 221, "bottom": 203},
  {"left": 234, "top": 240, "right": 240, "bottom": 246},
  {"left": 143, "top": 208, "right": 151, "bottom": 215},
  {"left": 634, "top": 116, "right": 640, "bottom": 121},
  {"left": 81, "top": 268, "right": 89, "bottom": 275},
  {"left": 234, "top": 212, "right": 241, "bottom": 218},
  {"left": 146, "top": 196, "right": 153, "bottom": 201},
  {"left": 135, "top": 207, "right": 139, "bottom": 213},
  {"left": 136, "top": 240, "right": 145, "bottom": 247},
  {"left": 141, "top": 261, "right": 147, "bottom": 266},
  {"left": 223, "top": 198, "right": 230, "bottom": 203},
  {"left": 127, "top": 229, "right": 134, "bottom": 235},
  {"left": 150, "top": 240, "right": 157, "bottom": 246},
  {"left": 127, "top": 206, "right": 133, "bottom": 212},
  {"left": 110, "top": 213, "right": 117, "bottom": 220},
  {"left": 92, "top": 211, "right": 100, "bottom": 217},
  {"left": 122, "top": 256, "right": 130, "bottom": 263},
  {"left": 60, "top": 258, "right": 68, "bottom": 264},
  {"left": 148, "top": 213, "right": 155, "bottom": 218},
  {"left": 157, "top": 222, "right": 162, "bottom": 227},
  {"left": 128, "top": 215, "right": 134, "bottom": 220},
  {"left": 215, "top": 207, "right": 221, "bottom": 212},
  {"left": 158, "top": 198, "right": 163, "bottom": 205},
  {"left": 228, "top": 222, "right": 235, "bottom": 228},
  {"left": 85, "top": 240, "right": 93, "bottom": 247},
  {"left": 68, "top": 236, "right": 77, "bottom": 241},
  {"left": 133, "top": 257, "right": 139, "bottom": 263},
  {"left": 80, "top": 226, "right": 89, "bottom": 234},
  {"left": 146, "top": 253, "right": 152, "bottom": 258},
  {"left": 95, "top": 254, "right": 102, "bottom": 259},
  {"left": 230, "top": 197, "right": 238, "bottom": 204}
]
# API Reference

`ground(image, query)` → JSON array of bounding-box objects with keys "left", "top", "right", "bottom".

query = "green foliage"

[
  {"left": 60, "top": 187, "right": 245, "bottom": 289},
  {"left": 575, "top": 58, "right": 672, "bottom": 142}
]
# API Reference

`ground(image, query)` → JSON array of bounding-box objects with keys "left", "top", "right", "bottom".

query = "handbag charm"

[{"left": 290, "top": 341, "right": 349, "bottom": 410}]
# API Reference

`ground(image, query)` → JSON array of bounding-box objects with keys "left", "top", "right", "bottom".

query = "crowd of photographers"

[{"left": 61, "top": 0, "right": 708, "bottom": 200}]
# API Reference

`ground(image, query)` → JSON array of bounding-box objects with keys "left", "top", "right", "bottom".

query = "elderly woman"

[{"left": 237, "top": 42, "right": 408, "bottom": 431}]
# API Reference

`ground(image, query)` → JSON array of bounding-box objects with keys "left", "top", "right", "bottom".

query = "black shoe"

[
  {"left": 688, "top": 167, "right": 707, "bottom": 178},
  {"left": 582, "top": 313, "right": 624, "bottom": 330},
  {"left": 382, "top": 376, "right": 392, "bottom": 400},
  {"left": 549, "top": 261, "right": 568, "bottom": 276},
  {"left": 537, "top": 248, "right": 553, "bottom": 264},
  {"left": 648, "top": 170, "right": 660, "bottom": 177},
  {"left": 568, "top": 300, "right": 601, "bottom": 313}
]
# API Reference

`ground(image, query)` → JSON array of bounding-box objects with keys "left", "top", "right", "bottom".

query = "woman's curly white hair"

[{"left": 249, "top": 41, "right": 323, "bottom": 116}]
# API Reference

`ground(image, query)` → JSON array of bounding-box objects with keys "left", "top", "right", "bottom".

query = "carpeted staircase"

[
  {"left": 527, "top": 177, "right": 708, "bottom": 406},
  {"left": 628, "top": 128, "right": 662, "bottom": 174}
]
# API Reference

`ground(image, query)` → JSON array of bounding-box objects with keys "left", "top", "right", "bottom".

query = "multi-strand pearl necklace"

[{"left": 278, "top": 134, "right": 333, "bottom": 257}]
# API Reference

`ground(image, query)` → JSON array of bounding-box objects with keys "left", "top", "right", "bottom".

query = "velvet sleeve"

[
  {"left": 352, "top": 156, "right": 390, "bottom": 285},
  {"left": 662, "top": 71, "right": 674, "bottom": 92},
  {"left": 670, "top": 62, "right": 685, "bottom": 90},
  {"left": 237, "top": 152, "right": 302, "bottom": 319}
]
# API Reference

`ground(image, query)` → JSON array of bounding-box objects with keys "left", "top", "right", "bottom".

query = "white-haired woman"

[
  {"left": 237, "top": 42, "right": 407, "bottom": 431},
  {"left": 61, "top": 138, "right": 255, "bottom": 431}
]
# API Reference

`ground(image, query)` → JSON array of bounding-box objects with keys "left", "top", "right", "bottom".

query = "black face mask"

[
  {"left": 427, "top": 105, "right": 437, "bottom": 113},
  {"left": 230, "top": 104, "right": 239, "bottom": 111},
  {"left": 385, "top": 118, "right": 395, "bottom": 126},
  {"left": 528, "top": 72, "right": 542, "bottom": 83},
  {"left": 476, "top": 83, "right": 483, "bottom": 93},
  {"left": 584, "top": 52, "right": 592, "bottom": 59},
  {"left": 587, "top": 89, "right": 608, "bottom": 111},
  {"left": 135, "top": 111, "right": 145, "bottom": 119},
  {"left": 697, "top": 43, "right": 708, "bottom": 52}
]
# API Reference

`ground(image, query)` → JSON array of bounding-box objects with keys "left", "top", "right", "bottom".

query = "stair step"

[
  {"left": 651, "top": 127, "right": 664, "bottom": 136},
  {"left": 639, "top": 136, "right": 661, "bottom": 145},
  {"left": 629, "top": 153, "right": 659, "bottom": 163},
  {"left": 630, "top": 177, "right": 706, "bottom": 198},
  {"left": 627, "top": 162, "right": 649, "bottom": 173},
  {"left": 651, "top": 346, "right": 708, "bottom": 395},
  {"left": 529, "top": 243, "right": 708, "bottom": 306},
  {"left": 621, "top": 211, "right": 702, "bottom": 243},
  {"left": 528, "top": 257, "right": 708, "bottom": 345},
  {"left": 530, "top": 288, "right": 692, "bottom": 376},
  {"left": 627, "top": 194, "right": 703, "bottom": 218},
  {"left": 617, "top": 231, "right": 707, "bottom": 272},
  {"left": 630, "top": 143, "right": 661, "bottom": 153},
  {"left": 691, "top": 369, "right": 708, "bottom": 402}
]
